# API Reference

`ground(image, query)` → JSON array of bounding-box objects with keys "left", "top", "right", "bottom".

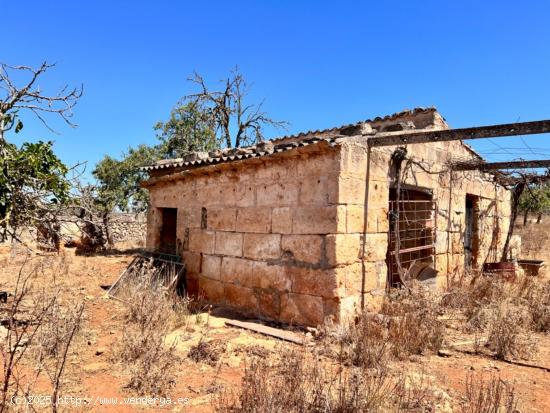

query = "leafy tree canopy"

[
  {"left": 92, "top": 144, "right": 159, "bottom": 213},
  {"left": 154, "top": 101, "right": 218, "bottom": 158},
  {"left": 0, "top": 61, "right": 80, "bottom": 240},
  {"left": 0, "top": 138, "right": 70, "bottom": 239},
  {"left": 518, "top": 183, "right": 550, "bottom": 215}
]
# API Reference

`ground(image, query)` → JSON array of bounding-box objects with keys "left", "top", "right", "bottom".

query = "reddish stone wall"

[
  {"left": 335, "top": 138, "right": 512, "bottom": 317},
  {"left": 145, "top": 138, "right": 512, "bottom": 326},
  {"left": 146, "top": 146, "right": 348, "bottom": 326}
]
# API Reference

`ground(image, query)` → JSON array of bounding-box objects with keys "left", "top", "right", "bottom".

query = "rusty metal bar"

[
  {"left": 452, "top": 159, "right": 550, "bottom": 171},
  {"left": 369, "top": 119, "right": 550, "bottom": 147}
]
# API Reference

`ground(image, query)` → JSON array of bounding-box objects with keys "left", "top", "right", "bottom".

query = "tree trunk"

[
  {"left": 102, "top": 212, "right": 114, "bottom": 249},
  {"left": 537, "top": 213, "right": 542, "bottom": 223},
  {"left": 523, "top": 209, "right": 529, "bottom": 226},
  {"left": 501, "top": 183, "right": 525, "bottom": 262}
]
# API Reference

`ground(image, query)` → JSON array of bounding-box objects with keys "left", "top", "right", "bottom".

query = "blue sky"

[{"left": 3, "top": 0, "right": 550, "bottom": 179}]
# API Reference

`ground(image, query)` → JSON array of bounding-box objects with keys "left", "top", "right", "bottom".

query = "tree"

[
  {"left": 0, "top": 62, "right": 82, "bottom": 240},
  {"left": 0, "top": 62, "right": 82, "bottom": 142},
  {"left": 92, "top": 68, "right": 287, "bottom": 221},
  {"left": 92, "top": 144, "right": 158, "bottom": 213},
  {"left": 154, "top": 101, "right": 217, "bottom": 158},
  {"left": 185, "top": 67, "right": 288, "bottom": 148},
  {"left": 518, "top": 182, "right": 550, "bottom": 225}
]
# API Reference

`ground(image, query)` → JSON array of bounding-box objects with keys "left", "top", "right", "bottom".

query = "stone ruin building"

[{"left": 141, "top": 108, "right": 512, "bottom": 326}]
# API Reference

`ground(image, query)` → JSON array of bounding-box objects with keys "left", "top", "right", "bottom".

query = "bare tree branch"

[
  {"left": 183, "top": 67, "right": 288, "bottom": 148},
  {"left": 0, "top": 61, "right": 83, "bottom": 140}
]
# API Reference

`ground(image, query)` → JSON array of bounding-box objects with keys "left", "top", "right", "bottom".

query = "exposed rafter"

[
  {"left": 368, "top": 119, "right": 550, "bottom": 147},
  {"left": 452, "top": 159, "right": 550, "bottom": 171}
]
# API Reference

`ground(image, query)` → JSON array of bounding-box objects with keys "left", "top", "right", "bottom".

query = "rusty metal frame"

[{"left": 387, "top": 195, "right": 437, "bottom": 288}]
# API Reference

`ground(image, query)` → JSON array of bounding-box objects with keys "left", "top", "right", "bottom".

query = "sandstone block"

[
  {"left": 281, "top": 235, "right": 323, "bottom": 264},
  {"left": 243, "top": 233, "right": 281, "bottom": 260},
  {"left": 288, "top": 266, "right": 342, "bottom": 298},
  {"left": 221, "top": 257, "right": 250, "bottom": 285},
  {"left": 215, "top": 231, "right": 243, "bottom": 257},
  {"left": 180, "top": 208, "right": 202, "bottom": 229},
  {"left": 368, "top": 150, "right": 391, "bottom": 181},
  {"left": 338, "top": 175, "right": 366, "bottom": 205},
  {"left": 346, "top": 204, "right": 389, "bottom": 234},
  {"left": 198, "top": 277, "right": 225, "bottom": 304},
  {"left": 322, "top": 297, "right": 341, "bottom": 323},
  {"left": 340, "top": 295, "right": 363, "bottom": 322},
  {"left": 292, "top": 206, "right": 346, "bottom": 234},
  {"left": 234, "top": 184, "right": 256, "bottom": 207},
  {"left": 201, "top": 254, "right": 221, "bottom": 280},
  {"left": 362, "top": 233, "right": 388, "bottom": 261},
  {"left": 280, "top": 293, "right": 324, "bottom": 326},
  {"left": 188, "top": 229, "right": 215, "bottom": 254},
  {"left": 295, "top": 152, "right": 338, "bottom": 177},
  {"left": 208, "top": 208, "right": 237, "bottom": 231},
  {"left": 224, "top": 284, "right": 258, "bottom": 313},
  {"left": 340, "top": 143, "right": 369, "bottom": 174},
  {"left": 256, "top": 289, "right": 281, "bottom": 320},
  {"left": 299, "top": 176, "right": 329, "bottom": 206},
  {"left": 257, "top": 181, "right": 299, "bottom": 207},
  {"left": 336, "top": 261, "right": 386, "bottom": 295},
  {"left": 180, "top": 251, "right": 202, "bottom": 276},
  {"left": 368, "top": 180, "right": 389, "bottom": 205},
  {"left": 325, "top": 234, "right": 361, "bottom": 266},
  {"left": 271, "top": 207, "right": 292, "bottom": 234},
  {"left": 257, "top": 262, "right": 290, "bottom": 291},
  {"left": 236, "top": 207, "right": 271, "bottom": 233}
]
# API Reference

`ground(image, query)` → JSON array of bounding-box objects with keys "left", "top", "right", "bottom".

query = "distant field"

[{"left": 515, "top": 213, "right": 550, "bottom": 264}]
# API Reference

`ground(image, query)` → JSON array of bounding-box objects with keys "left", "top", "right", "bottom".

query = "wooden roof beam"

[
  {"left": 452, "top": 159, "right": 550, "bottom": 171},
  {"left": 368, "top": 119, "right": 550, "bottom": 147}
]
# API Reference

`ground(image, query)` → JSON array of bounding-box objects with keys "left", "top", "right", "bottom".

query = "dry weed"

[
  {"left": 216, "top": 345, "right": 441, "bottom": 413},
  {"left": 188, "top": 334, "right": 226, "bottom": 366},
  {"left": 522, "top": 278, "right": 550, "bottom": 332},
  {"left": 117, "top": 285, "right": 180, "bottom": 396},
  {"left": 383, "top": 283, "right": 445, "bottom": 358},
  {"left": 460, "top": 372, "right": 519, "bottom": 413},
  {"left": 486, "top": 304, "right": 536, "bottom": 360}
]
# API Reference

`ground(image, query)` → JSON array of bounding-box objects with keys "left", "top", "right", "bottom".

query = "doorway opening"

[
  {"left": 464, "top": 194, "right": 480, "bottom": 269},
  {"left": 158, "top": 208, "right": 178, "bottom": 255}
]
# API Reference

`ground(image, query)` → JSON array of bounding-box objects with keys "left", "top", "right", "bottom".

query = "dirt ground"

[{"left": 0, "top": 229, "right": 549, "bottom": 412}]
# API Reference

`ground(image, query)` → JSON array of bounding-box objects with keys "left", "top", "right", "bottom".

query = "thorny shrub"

[
  {"left": 33, "top": 293, "right": 84, "bottom": 358},
  {"left": 460, "top": 372, "right": 519, "bottom": 413},
  {"left": 343, "top": 314, "right": 390, "bottom": 369},
  {"left": 216, "top": 345, "right": 443, "bottom": 413},
  {"left": 486, "top": 304, "right": 536, "bottom": 360},
  {"left": 522, "top": 278, "right": 550, "bottom": 333},
  {"left": 320, "top": 282, "right": 445, "bottom": 369},
  {"left": 117, "top": 285, "right": 180, "bottom": 396},
  {"left": 382, "top": 282, "right": 445, "bottom": 359},
  {"left": 443, "top": 273, "right": 549, "bottom": 333},
  {"left": 188, "top": 334, "right": 227, "bottom": 366},
  {"left": 0, "top": 257, "right": 84, "bottom": 413}
]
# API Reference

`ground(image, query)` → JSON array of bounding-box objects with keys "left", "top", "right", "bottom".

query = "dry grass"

[
  {"left": 485, "top": 304, "right": 536, "bottom": 360},
  {"left": 460, "top": 372, "right": 519, "bottom": 413},
  {"left": 215, "top": 346, "right": 439, "bottom": 413},
  {"left": 117, "top": 284, "right": 182, "bottom": 396},
  {"left": 522, "top": 278, "right": 550, "bottom": 333},
  {"left": 0, "top": 257, "right": 85, "bottom": 413},
  {"left": 382, "top": 282, "right": 445, "bottom": 359},
  {"left": 188, "top": 334, "right": 227, "bottom": 366}
]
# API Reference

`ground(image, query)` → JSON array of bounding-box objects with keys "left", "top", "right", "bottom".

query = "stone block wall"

[
  {"left": 108, "top": 213, "right": 147, "bottom": 244},
  {"left": 147, "top": 146, "right": 352, "bottom": 326},
  {"left": 146, "top": 138, "right": 512, "bottom": 326},
  {"left": 335, "top": 137, "right": 511, "bottom": 317}
]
